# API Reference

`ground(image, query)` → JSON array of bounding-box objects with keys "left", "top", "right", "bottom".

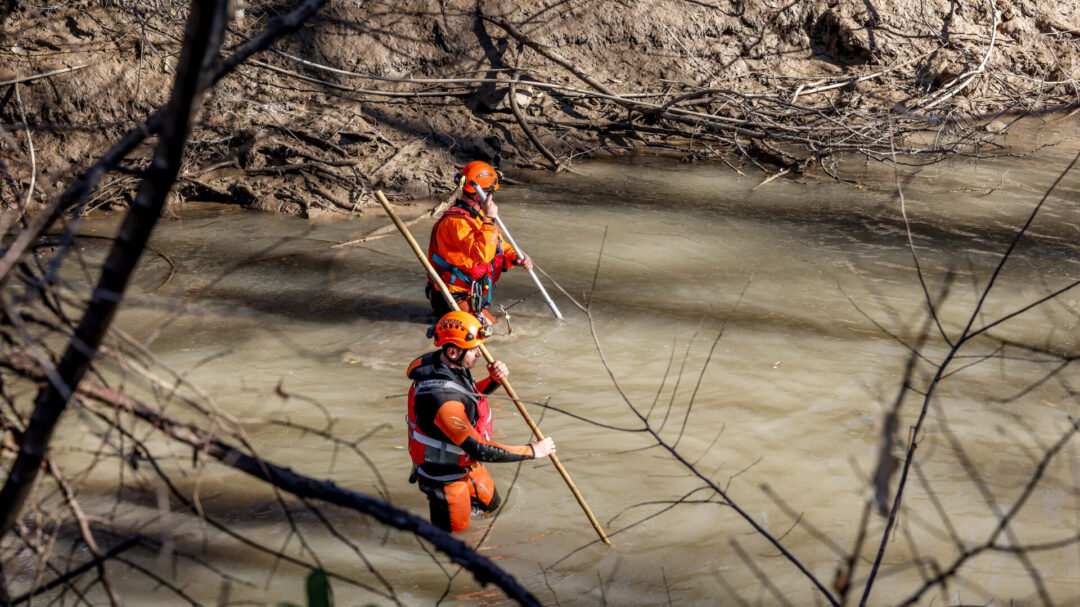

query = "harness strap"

[
  {"left": 430, "top": 253, "right": 476, "bottom": 286},
  {"left": 414, "top": 379, "right": 478, "bottom": 399},
  {"left": 408, "top": 416, "right": 467, "bottom": 467},
  {"left": 416, "top": 467, "right": 467, "bottom": 482},
  {"left": 430, "top": 253, "right": 494, "bottom": 308},
  {"left": 408, "top": 425, "right": 466, "bottom": 455}
]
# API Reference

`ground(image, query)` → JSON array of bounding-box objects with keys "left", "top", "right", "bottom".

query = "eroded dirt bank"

[{"left": 2, "top": 0, "right": 1079, "bottom": 217}]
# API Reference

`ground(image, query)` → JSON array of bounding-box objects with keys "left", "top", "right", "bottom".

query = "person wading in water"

[
  {"left": 426, "top": 160, "right": 534, "bottom": 321},
  {"left": 405, "top": 310, "right": 556, "bottom": 532}
]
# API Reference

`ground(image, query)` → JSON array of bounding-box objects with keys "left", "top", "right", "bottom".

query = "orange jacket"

[{"left": 427, "top": 203, "right": 519, "bottom": 295}]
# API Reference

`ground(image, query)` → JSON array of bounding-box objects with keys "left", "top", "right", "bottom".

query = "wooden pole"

[{"left": 374, "top": 190, "right": 611, "bottom": 546}]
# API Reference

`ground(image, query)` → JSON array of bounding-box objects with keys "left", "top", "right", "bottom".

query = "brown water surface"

[{"left": 33, "top": 118, "right": 1080, "bottom": 605}]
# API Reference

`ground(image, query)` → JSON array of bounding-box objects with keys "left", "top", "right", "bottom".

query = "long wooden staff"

[{"left": 375, "top": 190, "right": 611, "bottom": 546}]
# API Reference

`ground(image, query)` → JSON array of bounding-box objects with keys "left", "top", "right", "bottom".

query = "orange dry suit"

[
  {"left": 406, "top": 351, "right": 534, "bottom": 484},
  {"left": 427, "top": 201, "right": 520, "bottom": 311}
]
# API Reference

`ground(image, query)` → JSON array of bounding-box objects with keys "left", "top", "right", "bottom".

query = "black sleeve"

[
  {"left": 459, "top": 437, "right": 534, "bottom": 463},
  {"left": 477, "top": 375, "right": 501, "bottom": 395}
]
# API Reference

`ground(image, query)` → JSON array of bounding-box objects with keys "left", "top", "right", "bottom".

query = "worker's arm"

[
  {"left": 500, "top": 238, "right": 534, "bottom": 271},
  {"left": 433, "top": 401, "right": 555, "bottom": 462},
  {"left": 502, "top": 239, "right": 519, "bottom": 266},
  {"left": 475, "top": 361, "right": 506, "bottom": 395}
]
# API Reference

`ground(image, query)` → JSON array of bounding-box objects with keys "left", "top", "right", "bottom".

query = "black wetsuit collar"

[{"left": 453, "top": 199, "right": 482, "bottom": 218}]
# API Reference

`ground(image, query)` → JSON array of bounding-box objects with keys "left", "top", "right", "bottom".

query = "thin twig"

[
  {"left": 0, "top": 64, "right": 90, "bottom": 87},
  {"left": 14, "top": 84, "right": 36, "bottom": 215}
]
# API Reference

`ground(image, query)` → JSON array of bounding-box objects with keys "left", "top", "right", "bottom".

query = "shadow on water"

[
  {"left": 514, "top": 158, "right": 1080, "bottom": 264},
  {"left": 125, "top": 287, "right": 435, "bottom": 325}
]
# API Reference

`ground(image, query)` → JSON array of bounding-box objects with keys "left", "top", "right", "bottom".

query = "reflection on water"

[{"left": 29, "top": 117, "right": 1080, "bottom": 604}]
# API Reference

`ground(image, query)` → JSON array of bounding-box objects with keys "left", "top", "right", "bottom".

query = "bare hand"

[
  {"left": 487, "top": 360, "right": 508, "bottom": 382},
  {"left": 516, "top": 254, "right": 534, "bottom": 271},
  {"left": 483, "top": 195, "right": 498, "bottom": 219},
  {"left": 530, "top": 436, "right": 556, "bottom": 458}
]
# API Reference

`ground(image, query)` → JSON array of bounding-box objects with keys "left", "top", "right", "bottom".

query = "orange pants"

[{"left": 419, "top": 465, "right": 502, "bottom": 532}]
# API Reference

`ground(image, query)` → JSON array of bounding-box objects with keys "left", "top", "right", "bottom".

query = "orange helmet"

[
  {"left": 456, "top": 160, "right": 500, "bottom": 194},
  {"left": 433, "top": 311, "right": 490, "bottom": 349}
]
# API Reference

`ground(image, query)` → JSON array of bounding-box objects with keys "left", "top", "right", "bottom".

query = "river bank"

[{"left": 3, "top": 0, "right": 1080, "bottom": 218}]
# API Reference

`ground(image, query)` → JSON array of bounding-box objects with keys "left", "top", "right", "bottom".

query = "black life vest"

[{"left": 406, "top": 352, "right": 493, "bottom": 482}]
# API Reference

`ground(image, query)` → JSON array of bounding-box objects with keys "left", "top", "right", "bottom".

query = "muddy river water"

[{"left": 41, "top": 118, "right": 1080, "bottom": 605}]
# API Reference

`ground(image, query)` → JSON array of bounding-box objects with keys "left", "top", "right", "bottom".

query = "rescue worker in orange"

[
  {"left": 406, "top": 311, "right": 556, "bottom": 533},
  {"left": 426, "top": 160, "right": 534, "bottom": 319}
]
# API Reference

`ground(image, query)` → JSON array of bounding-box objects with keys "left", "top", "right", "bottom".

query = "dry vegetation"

[{"left": 3, "top": 0, "right": 1080, "bottom": 218}]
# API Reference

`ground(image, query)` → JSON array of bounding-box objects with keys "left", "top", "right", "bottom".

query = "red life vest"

[{"left": 407, "top": 378, "right": 494, "bottom": 469}]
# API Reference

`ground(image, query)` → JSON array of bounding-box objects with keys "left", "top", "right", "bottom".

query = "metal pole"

[
  {"left": 470, "top": 181, "right": 563, "bottom": 320},
  {"left": 375, "top": 190, "right": 611, "bottom": 546}
]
